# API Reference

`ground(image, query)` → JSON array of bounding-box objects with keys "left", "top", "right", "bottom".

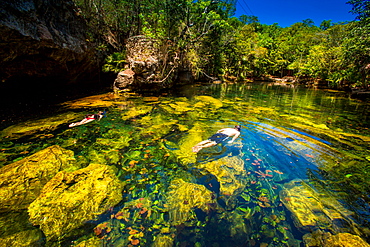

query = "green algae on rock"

[
  {"left": 0, "top": 229, "right": 44, "bottom": 247},
  {"left": 0, "top": 145, "right": 78, "bottom": 212},
  {"left": 166, "top": 178, "right": 215, "bottom": 225},
  {"left": 280, "top": 179, "right": 361, "bottom": 234},
  {"left": 61, "top": 93, "right": 119, "bottom": 109},
  {"left": 303, "top": 230, "right": 370, "bottom": 247},
  {"left": 0, "top": 112, "right": 81, "bottom": 140},
  {"left": 28, "top": 163, "right": 124, "bottom": 242},
  {"left": 195, "top": 155, "right": 247, "bottom": 196},
  {"left": 72, "top": 236, "right": 102, "bottom": 247},
  {"left": 152, "top": 234, "right": 174, "bottom": 247}
]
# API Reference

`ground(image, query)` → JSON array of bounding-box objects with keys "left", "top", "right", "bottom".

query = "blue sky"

[{"left": 234, "top": 0, "right": 356, "bottom": 27}]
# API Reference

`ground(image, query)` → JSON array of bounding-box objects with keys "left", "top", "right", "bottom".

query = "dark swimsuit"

[{"left": 208, "top": 133, "right": 229, "bottom": 144}]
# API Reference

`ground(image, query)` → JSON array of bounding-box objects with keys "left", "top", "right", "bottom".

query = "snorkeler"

[
  {"left": 192, "top": 125, "right": 241, "bottom": 153},
  {"left": 69, "top": 111, "right": 105, "bottom": 127}
]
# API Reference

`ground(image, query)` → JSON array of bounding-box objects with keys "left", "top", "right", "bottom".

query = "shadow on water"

[{"left": 0, "top": 82, "right": 369, "bottom": 246}]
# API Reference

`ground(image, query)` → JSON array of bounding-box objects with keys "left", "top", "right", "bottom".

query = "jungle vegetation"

[{"left": 73, "top": 0, "right": 370, "bottom": 88}]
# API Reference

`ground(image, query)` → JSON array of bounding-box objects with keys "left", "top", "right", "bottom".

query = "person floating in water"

[
  {"left": 69, "top": 111, "right": 105, "bottom": 127},
  {"left": 192, "top": 125, "right": 241, "bottom": 153}
]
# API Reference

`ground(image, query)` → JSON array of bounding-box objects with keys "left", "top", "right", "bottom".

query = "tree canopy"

[{"left": 73, "top": 0, "right": 369, "bottom": 89}]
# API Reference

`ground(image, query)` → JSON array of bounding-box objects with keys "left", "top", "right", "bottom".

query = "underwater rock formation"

[
  {"left": 196, "top": 155, "right": 247, "bottom": 196},
  {"left": 28, "top": 163, "right": 124, "bottom": 241},
  {"left": 166, "top": 178, "right": 215, "bottom": 225},
  {"left": 280, "top": 179, "right": 361, "bottom": 234},
  {"left": 73, "top": 236, "right": 102, "bottom": 247},
  {"left": 0, "top": 145, "right": 78, "bottom": 212},
  {"left": 303, "top": 230, "right": 370, "bottom": 247},
  {"left": 0, "top": 229, "right": 44, "bottom": 247},
  {"left": 0, "top": 112, "right": 80, "bottom": 140}
]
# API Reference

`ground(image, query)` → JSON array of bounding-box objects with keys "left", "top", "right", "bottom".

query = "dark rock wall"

[{"left": 0, "top": 0, "right": 101, "bottom": 86}]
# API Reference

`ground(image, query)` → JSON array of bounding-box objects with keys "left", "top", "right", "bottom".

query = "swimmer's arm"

[{"left": 228, "top": 132, "right": 240, "bottom": 143}]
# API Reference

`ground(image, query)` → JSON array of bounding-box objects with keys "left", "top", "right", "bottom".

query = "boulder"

[
  {"left": 28, "top": 163, "right": 124, "bottom": 241},
  {"left": 114, "top": 36, "right": 178, "bottom": 90},
  {"left": 113, "top": 69, "right": 135, "bottom": 90},
  {"left": 0, "top": 145, "right": 78, "bottom": 212}
]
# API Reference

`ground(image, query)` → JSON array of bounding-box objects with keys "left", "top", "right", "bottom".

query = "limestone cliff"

[{"left": 0, "top": 0, "right": 100, "bottom": 85}]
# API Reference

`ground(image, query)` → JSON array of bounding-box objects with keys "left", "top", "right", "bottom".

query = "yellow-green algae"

[
  {"left": 196, "top": 155, "right": 247, "bottom": 196},
  {"left": 166, "top": 178, "right": 215, "bottom": 225},
  {"left": 0, "top": 112, "right": 80, "bottom": 139},
  {"left": 88, "top": 128, "right": 133, "bottom": 165},
  {"left": 172, "top": 123, "right": 205, "bottom": 165},
  {"left": 194, "top": 95, "right": 223, "bottom": 109},
  {"left": 72, "top": 236, "right": 102, "bottom": 247},
  {"left": 168, "top": 101, "right": 194, "bottom": 114},
  {"left": 152, "top": 235, "right": 174, "bottom": 247},
  {"left": 0, "top": 229, "right": 44, "bottom": 247},
  {"left": 61, "top": 92, "right": 119, "bottom": 109},
  {"left": 135, "top": 114, "right": 179, "bottom": 138},
  {"left": 0, "top": 145, "right": 78, "bottom": 212},
  {"left": 121, "top": 105, "right": 153, "bottom": 121},
  {"left": 303, "top": 230, "right": 370, "bottom": 247},
  {"left": 28, "top": 163, "right": 124, "bottom": 241},
  {"left": 280, "top": 179, "right": 362, "bottom": 235}
]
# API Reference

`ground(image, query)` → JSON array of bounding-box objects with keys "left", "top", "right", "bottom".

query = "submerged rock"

[
  {"left": 73, "top": 235, "right": 102, "bottom": 247},
  {"left": 280, "top": 179, "right": 362, "bottom": 234},
  {"left": 0, "top": 210, "right": 41, "bottom": 246},
  {"left": 196, "top": 155, "right": 247, "bottom": 196},
  {"left": 0, "top": 112, "right": 80, "bottom": 140},
  {"left": 303, "top": 230, "right": 370, "bottom": 247},
  {"left": 0, "top": 228, "right": 44, "bottom": 247},
  {"left": 28, "top": 163, "right": 124, "bottom": 242},
  {"left": 0, "top": 145, "right": 78, "bottom": 212},
  {"left": 166, "top": 178, "right": 215, "bottom": 225}
]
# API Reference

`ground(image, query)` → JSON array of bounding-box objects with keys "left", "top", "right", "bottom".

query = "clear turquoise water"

[{"left": 0, "top": 82, "right": 369, "bottom": 246}]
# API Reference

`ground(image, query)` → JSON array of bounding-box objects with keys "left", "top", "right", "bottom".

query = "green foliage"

[
  {"left": 102, "top": 52, "right": 126, "bottom": 73},
  {"left": 72, "top": 0, "right": 369, "bottom": 88}
]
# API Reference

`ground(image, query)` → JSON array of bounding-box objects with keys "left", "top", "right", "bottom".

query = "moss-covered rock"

[
  {"left": 0, "top": 112, "right": 80, "bottom": 139},
  {"left": 172, "top": 123, "right": 205, "bottom": 165},
  {"left": 194, "top": 96, "right": 223, "bottom": 109},
  {"left": 73, "top": 236, "right": 102, "bottom": 247},
  {"left": 0, "top": 210, "right": 41, "bottom": 246},
  {"left": 61, "top": 93, "right": 118, "bottom": 109},
  {"left": 303, "top": 230, "right": 370, "bottom": 247},
  {"left": 0, "top": 229, "right": 44, "bottom": 247},
  {"left": 122, "top": 105, "right": 153, "bottom": 121},
  {"left": 0, "top": 145, "right": 78, "bottom": 212},
  {"left": 166, "top": 178, "right": 215, "bottom": 225},
  {"left": 196, "top": 155, "right": 246, "bottom": 196},
  {"left": 28, "top": 163, "right": 124, "bottom": 242},
  {"left": 323, "top": 232, "right": 370, "bottom": 247},
  {"left": 280, "top": 179, "right": 360, "bottom": 233}
]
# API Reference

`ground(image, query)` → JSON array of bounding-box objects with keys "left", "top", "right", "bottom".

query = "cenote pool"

[{"left": 0, "top": 82, "right": 369, "bottom": 246}]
